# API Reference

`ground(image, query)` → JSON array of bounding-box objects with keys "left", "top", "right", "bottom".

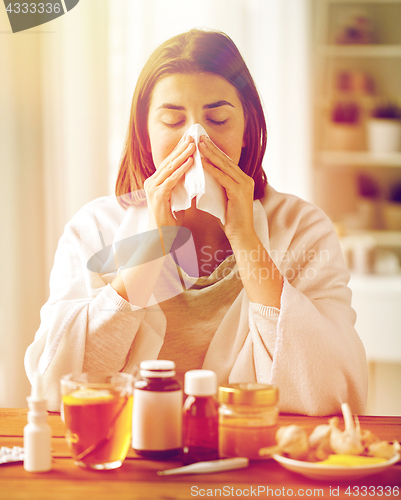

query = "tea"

[{"left": 62, "top": 388, "right": 133, "bottom": 469}]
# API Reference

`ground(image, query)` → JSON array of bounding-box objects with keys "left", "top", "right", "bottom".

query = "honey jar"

[{"left": 218, "top": 383, "right": 279, "bottom": 460}]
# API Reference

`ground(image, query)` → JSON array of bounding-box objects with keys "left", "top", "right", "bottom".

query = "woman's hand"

[
  {"left": 199, "top": 135, "right": 256, "bottom": 246},
  {"left": 144, "top": 136, "right": 196, "bottom": 229},
  {"left": 199, "top": 135, "right": 283, "bottom": 307}
]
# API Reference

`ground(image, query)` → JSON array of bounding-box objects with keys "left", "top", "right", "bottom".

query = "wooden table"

[{"left": 0, "top": 409, "right": 400, "bottom": 500}]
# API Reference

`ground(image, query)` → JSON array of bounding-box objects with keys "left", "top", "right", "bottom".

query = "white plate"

[{"left": 272, "top": 453, "right": 400, "bottom": 481}]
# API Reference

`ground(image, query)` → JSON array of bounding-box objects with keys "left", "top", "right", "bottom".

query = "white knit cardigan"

[{"left": 25, "top": 185, "right": 368, "bottom": 414}]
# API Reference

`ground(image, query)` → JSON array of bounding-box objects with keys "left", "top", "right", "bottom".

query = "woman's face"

[{"left": 147, "top": 72, "right": 246, "bottom": 168}]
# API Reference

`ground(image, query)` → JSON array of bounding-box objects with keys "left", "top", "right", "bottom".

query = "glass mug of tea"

[{"left": 60, "top": 372, "right": 134, "bottom": 470}]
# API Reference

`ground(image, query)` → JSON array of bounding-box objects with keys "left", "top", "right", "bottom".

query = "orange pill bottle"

[{"left": 218, "top": 383, "right": 279, "bottom": 460}]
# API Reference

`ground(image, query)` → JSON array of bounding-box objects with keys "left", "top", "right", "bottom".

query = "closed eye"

[
  {"left": 161, "top": 121, "right": 185, "bottom": 128},
  {"left": 208, "top": 119, "right": 228, "bottom": 126}
]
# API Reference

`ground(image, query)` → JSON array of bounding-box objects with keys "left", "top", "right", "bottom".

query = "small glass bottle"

[
  {"left": 218, "top": 383, "right": 279, "bottom": 460},
  {"left": 132, "top": 360, "right": 182, "bottom": 458},
  {"left": 182, "top": 370, "right": 219, "bottom": 465}
]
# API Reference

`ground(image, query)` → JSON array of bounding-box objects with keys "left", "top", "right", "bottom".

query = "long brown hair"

[{"left": 116, "top": 29, "right": 267, "bottom": 207}]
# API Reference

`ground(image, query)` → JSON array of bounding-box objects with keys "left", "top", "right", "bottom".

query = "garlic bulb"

[
  {"left": 259, "top": 425, "right": 309, "bottom": 460},
  {"left": 308, "top": 421, "right": 334, "bottom": 461},
  {"left": 260, "top": 402, "right": 399, "bottom": 463},
  {"left": 308, "top": 423, "right": 332, "bottom": 448},
  {"left": 361, "top": 429, "right": 380, "bottom": 447},
  {"left": 329, "top": 403, "right": 363, "bottom": 455}
]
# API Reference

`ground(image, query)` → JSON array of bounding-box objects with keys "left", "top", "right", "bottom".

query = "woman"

[{"left": 25, "top": 29, "right": 368, "bottom": 415}]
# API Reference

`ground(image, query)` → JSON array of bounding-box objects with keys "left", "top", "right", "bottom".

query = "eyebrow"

[
  {"left": 156, "top": 100, "right": 234, "bottom": 111},
  {"left": 203, "top": 100, "right": 234, "bottom": 109}
]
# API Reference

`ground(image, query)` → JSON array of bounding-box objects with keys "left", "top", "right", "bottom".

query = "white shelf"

[
  {"left": 350, "top": 272, "right": 401, "bottom": 363},
  {"left": 326, "top": 0, "right": 401, "bottom": 3},
  {"left": 350, "top": 272, "right": 401, "bottom": 292},
  {"left": 317, "top": 44, "right": 401, "bottom": 57},
  {"left": 346, "top": 229, "right": 401, "bottom": 246},
  {"left": 317, "top": 151, "right": 401, "bottom": 167}
]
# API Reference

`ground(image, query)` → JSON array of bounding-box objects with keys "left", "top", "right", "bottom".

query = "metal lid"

[
  {"left": 140, "top": 360, "right": 176, "bottom": 378},
  {"left": 218, "top": 383, "right": 278, "bottom": 405}
]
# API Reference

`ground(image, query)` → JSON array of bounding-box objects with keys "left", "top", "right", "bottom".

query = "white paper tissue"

[{"left": 170, "top": 124, "right": 227, "bottom": 225}]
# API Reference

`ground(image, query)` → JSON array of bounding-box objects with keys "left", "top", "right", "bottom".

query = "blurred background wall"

[
  {"left": 0, "top": 0, "right": 110, "bottom": 406},
  {"left": 0, "top": 0, "right": 400, "bottom": 413}
]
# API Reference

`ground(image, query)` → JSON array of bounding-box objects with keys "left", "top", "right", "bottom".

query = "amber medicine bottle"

[
  {"left": 132, "top": 360, "right": 182, "bottom": 458},
  {"left": 182, "top": 370, "right": 219, "bottom": 465}
]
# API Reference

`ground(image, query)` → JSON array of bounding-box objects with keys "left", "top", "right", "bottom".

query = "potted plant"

[
  {"left": 356, "top": 173, "right": 382, "bottom": 230},
  {"left": 335, "top": 9, "right": 375, "bottom": 45},
  {"left": 367, "top": 102, "right": 401, "bottom": 154},
  {"left": 383, "top": 183, "right": 401, "bottom": 231},
  {"left": 324, "top": 100, "right": 365, "bottom": 151}
]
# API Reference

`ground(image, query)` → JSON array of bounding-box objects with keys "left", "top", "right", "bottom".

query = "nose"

[
  {"left": 183, "top": 113, "right": 210, "bottom": 133},
  {"left": 186, "top": 119, "right": 212, "bottom": 141},
  {"left": 184, "top": 123, "right": 211, "bottom": 148}
]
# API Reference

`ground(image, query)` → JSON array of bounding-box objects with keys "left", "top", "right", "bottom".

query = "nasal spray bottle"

[{"left": 23, "top": 371, "right": 52, "bottom": 472}]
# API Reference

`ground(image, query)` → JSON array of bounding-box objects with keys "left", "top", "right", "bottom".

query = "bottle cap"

[
  {"left": 218, "top": 383, "right": 278, "bottom": 406},
  {"left": 184, "top": 370, "right": 217, "bottom": 396},
  {"left": 140, "top": 360, "right": 176, "bottom": 378}
]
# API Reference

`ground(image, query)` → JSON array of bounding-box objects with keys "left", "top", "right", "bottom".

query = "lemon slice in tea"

[{"left": 63, "top": 388, "right": 114, "bottom": 405}]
